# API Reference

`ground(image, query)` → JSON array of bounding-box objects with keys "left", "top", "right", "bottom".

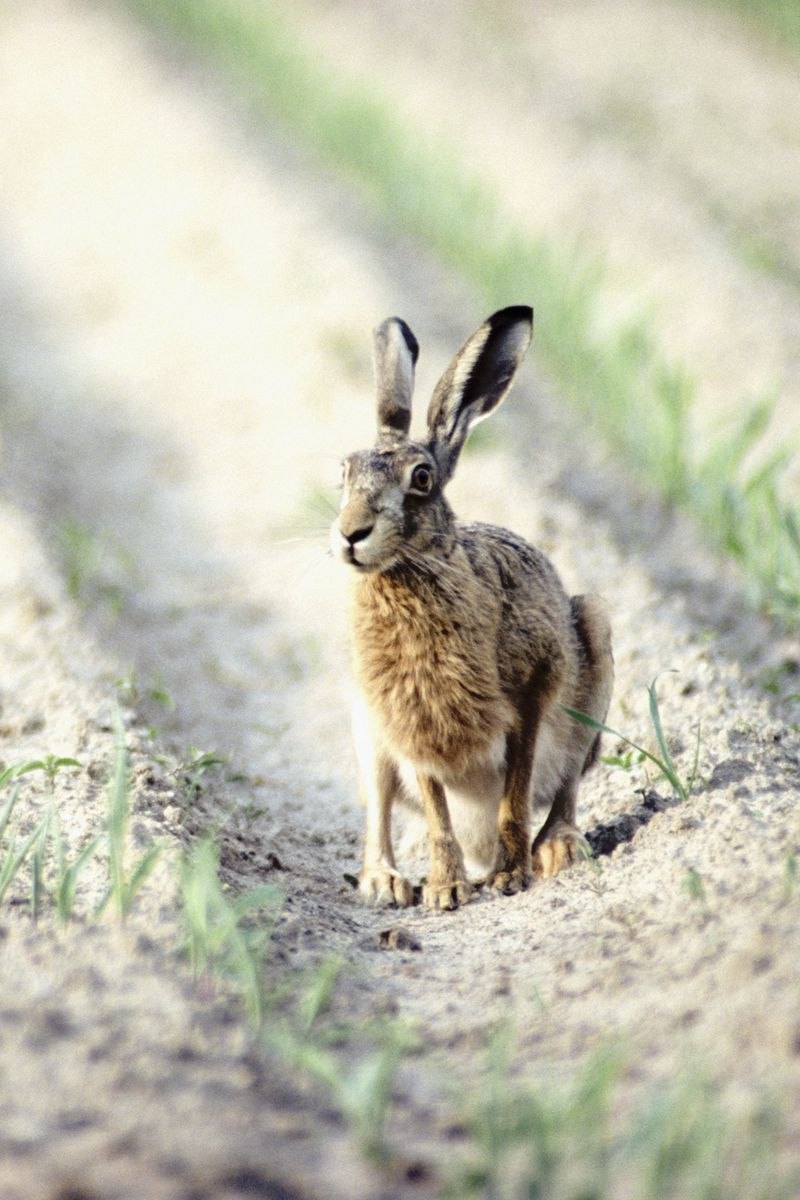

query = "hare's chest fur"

[{"left": 351, "top": 571, "right": 514, "bottom": 779}]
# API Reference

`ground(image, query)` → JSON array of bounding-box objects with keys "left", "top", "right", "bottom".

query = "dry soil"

[{"left": 0, "top": 3, "right": 798, "bottom": 1198}]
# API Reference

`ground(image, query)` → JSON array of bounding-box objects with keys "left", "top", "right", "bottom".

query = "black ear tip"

[
  {"left": 488, "top": 305, "right": 533, "bottom": 331},
  {"left": 374, "top": 316, "right": 419, "bottom": 365},
  {"left": 394, "top": 318, "right": 419, "bottom": 365}
]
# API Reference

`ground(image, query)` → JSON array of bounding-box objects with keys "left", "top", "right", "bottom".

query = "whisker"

[
  {"left": 273, "top": 531, "right": 330, "bottom": 546},
  {"left": 399, "top": 545, "right": 466, "bottom": 602}
]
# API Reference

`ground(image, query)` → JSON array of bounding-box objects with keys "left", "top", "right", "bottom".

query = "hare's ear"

[
  {"left": 373, "top": 317, "right": 419, "bottom": 442},
  {"left": 426, "top": 306, "right": 533, "bottom": 480}
]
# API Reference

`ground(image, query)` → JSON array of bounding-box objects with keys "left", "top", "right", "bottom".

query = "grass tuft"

[
  {"left": 95, "top": 710, "right": 163, "bottom": 921},
  {"left": 179, "top": 836, "right": 281, "bottom": 1027},
  {"left": 268, "top": 981, "right": 410, "bottom": 1166},
  {"left": 0, "top": 758, "right": 98, "bottom": 919},
  {"left": 565, "top": 675, "right": 699, "bottom": 803},
  {"left": 448, "top": 1027, "right": 796, "bottom": 1200}
]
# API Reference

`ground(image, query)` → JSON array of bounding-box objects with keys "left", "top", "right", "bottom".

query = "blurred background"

[{"left": 1, "top": 0, "right": 799, "bottom": 624}]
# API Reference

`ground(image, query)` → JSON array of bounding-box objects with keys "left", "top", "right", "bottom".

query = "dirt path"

[{"left": 0, "top": 3, "right": 798, "bottom": 1197}]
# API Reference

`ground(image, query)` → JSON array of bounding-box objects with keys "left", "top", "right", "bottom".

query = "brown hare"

[{"left": 330, "top": 306, "right": 613, "bottom": 910}]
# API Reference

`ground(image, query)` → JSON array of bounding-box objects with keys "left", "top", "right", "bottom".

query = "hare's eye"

[{"left": 410, "top": 464, "right": 433, "bottom": 493}]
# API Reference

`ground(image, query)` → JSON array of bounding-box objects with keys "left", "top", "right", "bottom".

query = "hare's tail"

[
  {"left": 569, "top": 593, "right": 614, "bottom": 777},
  {"left": 582, "top": 730, "right": 603, "bottom": 775}
]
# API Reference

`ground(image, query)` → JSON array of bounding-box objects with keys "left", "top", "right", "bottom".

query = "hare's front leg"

[
  {"left": 358, "top": 753, "right": 413, "bottom": 907},
  {"left": 354, "top": 708, "right": 413, "bottom": 907},
  {"left": 417, "top": 775, "right": 473, "bottom": 911}
]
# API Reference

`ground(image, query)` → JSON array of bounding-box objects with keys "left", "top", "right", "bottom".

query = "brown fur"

[
  {"left": 352, "top": 559, "right": 514, "bottom": 778},
  {"left": 331, "top": 308, "right": 613, "bottom": 909}
]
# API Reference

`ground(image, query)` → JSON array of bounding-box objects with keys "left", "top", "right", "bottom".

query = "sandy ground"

[{"left": 0, "top": 2, "right": 799, "bottom": 1196}]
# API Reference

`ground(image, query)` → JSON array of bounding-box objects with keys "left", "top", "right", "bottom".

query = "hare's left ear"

[
  {"left": 426, "top": 306, "right": 533, "bottom": 481},
  {"left": 373, "top": 317, "right": 419, "bottom": 443}
]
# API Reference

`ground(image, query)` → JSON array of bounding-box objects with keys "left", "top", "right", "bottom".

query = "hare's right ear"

[
  {"left": 426, "top": 306, "right": 533, "bottom": 481},
  {"left": 373, "top": 317, "right": 419, "bottom": 443}
]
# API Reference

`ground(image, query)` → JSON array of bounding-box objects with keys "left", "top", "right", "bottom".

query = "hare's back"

[
  {"left": 458, "top": 521, "right": 574, "bottom": 673},
  {"left": 460, "top": 522, "right": 569, "bottom": 606}
]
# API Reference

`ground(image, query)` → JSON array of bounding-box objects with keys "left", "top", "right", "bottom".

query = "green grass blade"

[
  {"left": 0, "top": 766, "right": 19, "bottom": 791},
  {"left": 562, "top": 707, "right": 657, "bottom": 770},
  {"left": 563, "top": 694, "right": 690, "bottom": 803},
  {"left": 646, "top": 676, "right": 687, "bottom": 802},
  {"left": 0, "top": 784, "right": 20, "bottom": 844},
  {"left": 0, "top": 806, "right": 43, "bottom": 907},
  {"left": 687, "top": 723, "right": 703, "bottom": 798},
  {"left": 30, "top": 802, "right": 54, "bottom": 922},
  {"left": 93, "top": 884, "right": 113, "bottom": 920},
  {"left": 107, "top": 714, "right": 130, "bottom": 914},
  {"left": 299, "top": 956, "right": 344, "bottom": 1034},
  {"left": 119, "top": 843, "right": 163, "bottom": 918},
  {"left": 56, "top": 834, "right": 102, "bottom": 923}
]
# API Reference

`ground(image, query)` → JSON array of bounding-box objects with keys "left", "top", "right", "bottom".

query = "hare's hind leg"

[
  {"left": 532, "top": 594, "right": 613, "bottom": 879},
  {"left": 531, "top": 777, "right": 590, "bottom": 878},
  {"left": 488, "top": 663, "right": 561, "bottom": 896}
]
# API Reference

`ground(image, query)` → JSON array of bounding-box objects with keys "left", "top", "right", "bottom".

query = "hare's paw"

[
  {"left": 422, "top": 878, "right": 473, "bottom": 911},
  {"left": 532, "top": 823, "right": 589, "bottom": 878},
  {"left": 488, "top": 827, "right": 532, "bottom": 895},
  {"left": 423, "top": 836, "right": 473, "bottom": 910},
  {"left": 359, "top": 867, "right": 414, "bottom": 908},
  {"left": 487, "top": 864, "right": 530, "bottom": 896}
]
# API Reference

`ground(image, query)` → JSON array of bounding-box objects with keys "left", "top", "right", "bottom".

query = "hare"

[{"left": 330, "top": 306, "right": 613, "bottom": 910}]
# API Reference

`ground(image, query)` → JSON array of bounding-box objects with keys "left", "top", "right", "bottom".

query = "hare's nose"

[{"left": 345, "top": 523, "right": 374, "bottom": 546}]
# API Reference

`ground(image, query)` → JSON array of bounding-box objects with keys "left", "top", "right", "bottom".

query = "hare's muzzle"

[{"left": 330, "top": 517, "right": 376, "bottom": 568}]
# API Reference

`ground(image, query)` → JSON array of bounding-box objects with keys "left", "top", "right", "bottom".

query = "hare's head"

[{"left": 330, "top": 306, "right": 533, "bottom": 574}]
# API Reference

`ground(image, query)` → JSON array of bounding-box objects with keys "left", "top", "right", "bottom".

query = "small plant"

[
  {"left": 179, "top": 836, "right": 281, "bottom": 1027},
  {"left": 148, "top": 681, "right": 175, "bottom": 710},
  {"left": 179, "top": 748, "right": 227, "bottom": 802},
  {"left": 95, "top": 712, "right": 163, "bottom": 921},
  {"left": 12, "top": 757, "right": 82, "bottom": 918},
  {"left": 116, "top": 669, "right": 176, "bottom": 711},
  {"left": 601, "top": 747, "right": 645, "bottom": 771},
  {"left": 331, "top": 1029, "right": 408, "bottom": 1165},
  {"left": 565, "top": 674, "right": 700, "bottom": 803},
  {"left": 22, "top": 755, "right": 82, "bottom": 791}
]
